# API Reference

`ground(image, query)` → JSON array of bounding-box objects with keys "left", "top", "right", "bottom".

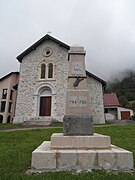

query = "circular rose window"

[{"left": 42, "top": 48, "right": 52, "bottom": 57}]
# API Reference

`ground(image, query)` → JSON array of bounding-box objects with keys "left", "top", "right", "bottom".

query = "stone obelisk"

[{"left": 63, "top": 46, "right": 93, "bottom": 135}]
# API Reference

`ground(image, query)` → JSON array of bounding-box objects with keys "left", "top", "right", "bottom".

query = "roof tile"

[{"left": 104, "top": 93, "right": 120, "bottom": 106}]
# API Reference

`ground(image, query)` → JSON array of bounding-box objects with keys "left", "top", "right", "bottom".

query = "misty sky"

[{"left": 1, "top": 0, "right": 135, "bottom": 81}]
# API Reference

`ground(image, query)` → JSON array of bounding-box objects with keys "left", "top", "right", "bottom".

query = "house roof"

[
  {"left": 17, "top": 34, "right": 70, "bottom": 63},
  {"left": 0, "top": 72, "right": 19, "bottom": 82},
  {"left": 86, "top": 70, "right": 106, "bottom": 88},
  {"left": 103, "top": 93, "right": 120, "bottom": 106}
]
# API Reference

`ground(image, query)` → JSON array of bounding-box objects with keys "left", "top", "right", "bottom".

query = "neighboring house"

[
  {"left": 0, "top": 72, "right": 19, "bottom": 123},
  {"left": 13, "top": 34, "right": 106, "bottom": 125},
  {"left": 104, "top": 93, "right": 133, "bottom": 120}
]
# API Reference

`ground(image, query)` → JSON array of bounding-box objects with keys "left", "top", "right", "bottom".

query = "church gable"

[
  {"left": 17, "top": 34, "right": 70, "bottom": 63},
  {"left": 18, "top": 36, "right": 70, "bottom": 85},
  {"left": 14, "top": 35, "right": 70, "bottom": 124}
]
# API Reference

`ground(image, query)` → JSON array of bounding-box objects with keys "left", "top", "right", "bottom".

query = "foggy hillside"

[{"left": 106, "top": 69, "right": 135, "bottom": 111}]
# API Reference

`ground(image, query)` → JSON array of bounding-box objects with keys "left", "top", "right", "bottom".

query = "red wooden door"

[
  {"left": 40, "top": 96, "right": 51, "bottom": 116},
  {"left": 121, "top": 111, "right": 130, "bottom": 120}
]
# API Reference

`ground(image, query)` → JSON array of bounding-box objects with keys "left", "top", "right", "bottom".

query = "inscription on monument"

[
  {"left": 69, "top": 96, "right": 87, "bottom": 107},
  {"left": 71, "top": 62, "right": 84, "bottom": 76},
  {"left": 69, "top": 96, "right": 78, "bottom": 107},
  {"left": 79, "top": 96, "right": 87, "bottom": 107}
]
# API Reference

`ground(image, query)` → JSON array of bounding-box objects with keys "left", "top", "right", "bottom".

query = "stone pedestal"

[
  {"left": 51, "top": 133, "right": 111, "bottom": 149},
  {"left": 63, "top": 115, "right": 93, "bottom": 135},
  {"left": 31, "top": 133, "right": 134, "bottom": 171}
]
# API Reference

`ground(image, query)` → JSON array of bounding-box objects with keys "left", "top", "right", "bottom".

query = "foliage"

[
  {"left": 118, "top": 95, "right": 128, "bottom": 106},
  {"left": 106, "top": 70, "right": 135, "bottom": 111},
  {"left": 0, "top": 126, "right": 135, "bottom": 179}
]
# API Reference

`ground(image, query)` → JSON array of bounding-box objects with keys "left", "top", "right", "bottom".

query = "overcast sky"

[{"left": 1, "top": 0, "right": 135, "bottom": 81}]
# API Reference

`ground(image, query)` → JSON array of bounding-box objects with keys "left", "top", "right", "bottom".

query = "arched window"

[
  {"left": 41, "top": 63, "right": 46, "bottom": 79},
  {"left": 48, "top": 63, "right": 53, "bottom": 78},
  {"left": 38, "top": 62, "right": 55, "bottom": 80}
]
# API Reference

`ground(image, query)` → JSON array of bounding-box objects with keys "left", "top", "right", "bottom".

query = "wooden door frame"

[{"left": 39, "top": 96, "right": 52, "bottom": 116}]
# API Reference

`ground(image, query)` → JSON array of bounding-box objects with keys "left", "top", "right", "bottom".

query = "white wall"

[
  {"left": 105, "top": 113, "right": 115, "bottom": 120},
  {"left": 117, "top": 107, "right": 134, "bottom": 120}
]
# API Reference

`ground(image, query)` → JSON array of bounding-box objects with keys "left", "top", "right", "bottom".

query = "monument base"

[
  {"left": 63, "top": 115, "right": 93, "bottom": 135},
  {"left": 51, "top": 133, "right": 111, "bottom": 149},
  {"left": 31, "top": 133, "right": 134, "bottom": 171}
]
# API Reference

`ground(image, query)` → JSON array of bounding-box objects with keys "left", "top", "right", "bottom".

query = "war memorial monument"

[{"left": 31, "top": 46, "right": 133, "bottom": 171}]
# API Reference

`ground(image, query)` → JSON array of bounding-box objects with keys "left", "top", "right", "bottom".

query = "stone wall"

[
  {"left": 87, "top": 75, "right": 105, "bottom": 124},
  {"left": 14, "top": 40, "right": 69, "bottom": 123}
]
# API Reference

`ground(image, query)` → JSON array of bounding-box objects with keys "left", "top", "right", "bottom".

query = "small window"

[
  {"left": 48, "top": 63, "right": 53, "bottom": 78},
  {"left": 7, "top": 115, "right": 11, "bottom": 123},
  {"left": 2, "top": 89, "right": 7, "bottom": 99},
  {"left": 42, "top": 48, "right": 52, "bottom": 57},
  {"left": 0, "top": 102, "right": 6, "bottom": 112},
  {"left": 10, "top": 90, "right": 13, "bottom": 100},
  {"left": 41, "top": 64, "right": 46, "bottom": 79},
  {"left": 8, "top": 102, "right": 12, "bottom": 113},
  {"left": 105, "top": 109, "right": 108, "bottom": 113},
  {"left": 0, "top": 115, "right": 3, "bottom": 123}
]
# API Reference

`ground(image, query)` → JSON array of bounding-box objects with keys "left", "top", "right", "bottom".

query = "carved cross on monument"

[{"left": 63, "top": 46, "right": 93, "bottom": 135}]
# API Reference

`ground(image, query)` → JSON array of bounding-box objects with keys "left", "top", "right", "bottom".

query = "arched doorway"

[
  {"left": 34, "top": 83, "right": 56, "bottom": 118},
  {"left": 39, "top": 87, "right": 52, "bottom": 117},
  {"left": 0, "top": 115, "right": 3, "bottom": 123},
  {"left": 7, "top": 115, "right": 11, "bottom": 123}
]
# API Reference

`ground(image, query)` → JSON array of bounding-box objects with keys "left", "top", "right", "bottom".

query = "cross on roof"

[{"left": 47, "top": 30, "right": 52, "bottom": 35}]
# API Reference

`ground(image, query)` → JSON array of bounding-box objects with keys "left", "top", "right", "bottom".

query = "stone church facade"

[{"left": 13, "top": 34, "right": 106, "bottom": 124}]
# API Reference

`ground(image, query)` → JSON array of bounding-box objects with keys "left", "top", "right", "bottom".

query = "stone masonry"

[
  {"left": 31, "top": 134, "right": 134, "bottom": 171},
  {"left": 14, "top": 40, "right": 69, "bottom": 123},
  {"left": 13, "top": 35, "right": 105, "bottom": 124},
  {"left": 63, "top": 46, "right": 93, "bottom": 135},
  {"left": 87, "top": 76, "right": 105, "bottom": 124}
]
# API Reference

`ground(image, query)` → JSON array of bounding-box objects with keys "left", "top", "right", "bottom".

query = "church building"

[{"left": 13, "top": 34, "right": 106, "bottom": 124}]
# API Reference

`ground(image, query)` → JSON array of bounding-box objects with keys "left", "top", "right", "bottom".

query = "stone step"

[
  {"left": 24, "top": 117, "right": 52, "bottom": 126},
  {"left": 51, "top": 133, "right": 111, "bottom": 149},
  {"left": 31, "top": 140, "right": 134, "bottom": 171}
]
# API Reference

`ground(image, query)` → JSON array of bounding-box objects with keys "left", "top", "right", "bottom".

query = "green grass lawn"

[
  {"left": 0, "top": 125, "right": 135, "bottom": 179},
  {"left": 0, "top": 121, "right": 113, "bottom": 130},
  {"left": 0, "top": 122, "right": 63, "bottom": 130},
  {"left": 0, "top": 123, "right": 24, "bottom": 130}
]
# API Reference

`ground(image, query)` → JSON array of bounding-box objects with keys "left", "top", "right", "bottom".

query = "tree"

[
  {"left": 118, "top": 95, "right": 128, "bottom": 106},
  {"left": 105, "top": 69, "right": 135, "bottom": 102}
]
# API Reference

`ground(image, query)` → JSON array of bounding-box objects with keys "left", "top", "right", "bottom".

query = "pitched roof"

[
  {"left": 86, "top": 70, "right": 106, "bottom": 88},
  {"left": 0, "top": 72, "right": 19, "bottom": 82},
  {"left": 16, "top": 34, "right": 106, "bottom": 88},
  {"left": 17, "top": 34, "right": 70, "bottom": 63},
  {"left": 103, "top": 93, "right": 120, "bottom": 106}
]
